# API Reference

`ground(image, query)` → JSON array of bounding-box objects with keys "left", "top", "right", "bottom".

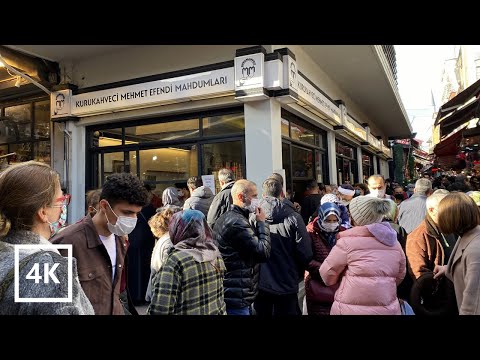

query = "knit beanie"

[{"left": 349, "top": 196, "right": 391, "bottom": 226}]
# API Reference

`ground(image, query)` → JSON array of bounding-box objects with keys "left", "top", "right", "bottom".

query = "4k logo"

[{"left": 14, "top": 244, "right": 73, "bottom": 303}]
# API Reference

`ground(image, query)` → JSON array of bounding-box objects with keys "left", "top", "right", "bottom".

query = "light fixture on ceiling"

[
  {"left": 0, "top": 53, "right": 51, "bottom": 95},
  {"left": 14, "top": 76, "right": 21, "bottom": 88}
]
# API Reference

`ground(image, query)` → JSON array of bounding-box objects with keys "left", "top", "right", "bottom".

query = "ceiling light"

[
  {"left": 152, "top": 156, "right": 158, "bottom": 161},
  {"left": 14, "top": 76, "right": 21, "bottom": 88},
  {"left": 0, "top": 60, "right": 4, "bottom": 67}
]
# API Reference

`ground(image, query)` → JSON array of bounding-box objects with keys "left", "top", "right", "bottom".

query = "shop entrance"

[{"left": 86, "top": 108, "right": 246, "bottom": 198}]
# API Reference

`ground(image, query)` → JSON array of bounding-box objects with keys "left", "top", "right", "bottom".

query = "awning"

[
  {"left": 435, "top": 78, "right": 480, "bottom": 138},
  {"left": 433, "top": 128, "right": 463, "bottom": 156},
  {"left": 435, "top": 78, "right": 480, "bottom": 126}
]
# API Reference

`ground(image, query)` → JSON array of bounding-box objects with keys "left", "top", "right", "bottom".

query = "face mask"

[
  {"left": 245, "top": 198, "right": 260, "bottom": 213},
  {"left": 48, "top": 204, "right": 67, "bottom": 238},
  {"left": 320, "top": 221, "right": 339, "bottom": 233},
  {"left": 370, "top": 189, "right": 386, "bottom": 198},
  {"left": 105, "top": 202, "right": 137, "bottom": 236}
]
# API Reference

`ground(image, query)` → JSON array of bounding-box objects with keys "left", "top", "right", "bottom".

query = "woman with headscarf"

[
  {"left": 147, "top": 209, "right": 226, "bottom": 315},
  {"left": 305, "top": 202, "right": 344, "bottom": 315},
  {"left": 159, "top": 187, "right": 183, "bottom": 212}
]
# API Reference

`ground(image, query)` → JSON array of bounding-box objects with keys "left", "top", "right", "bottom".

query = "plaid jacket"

[{"left": 148, "top": 249, "right": 226, "bottom": 315}]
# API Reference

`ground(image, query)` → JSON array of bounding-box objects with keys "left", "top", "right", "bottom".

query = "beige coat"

[{"left": 446, "top": 225, "right": 480, "bottom": 315}]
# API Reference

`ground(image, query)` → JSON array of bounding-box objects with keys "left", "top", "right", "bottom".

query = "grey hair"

[
  {"left": 262, "top": 178, "right": 282, "bottom": 198},
  {"left": 415, "top": 178, "right": 432, "bottom": 195},
  {"left": 373, "top": 198, "right": 392, "bottom": 216},
  {"left": 218, "top": 168, "right": 235, "bottom": 183},
  {"left": 426, "top": 192, "right": 448, "bottom": 211}
]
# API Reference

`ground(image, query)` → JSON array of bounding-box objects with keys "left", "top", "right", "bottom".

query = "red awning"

[{"left": 433, "top": 129, "right": 463, "bottom": 156}]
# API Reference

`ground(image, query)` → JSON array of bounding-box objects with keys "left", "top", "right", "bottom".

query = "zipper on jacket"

[{"left": 441, "top": 234, "right": 450, "bottom": 248}]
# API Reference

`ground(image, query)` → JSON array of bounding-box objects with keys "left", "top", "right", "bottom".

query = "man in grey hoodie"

[{"left": 183, "top": 176, "right": 214, "bottom": 217}]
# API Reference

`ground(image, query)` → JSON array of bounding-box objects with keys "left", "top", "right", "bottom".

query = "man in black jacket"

[
  {"left": 207, "top": 168, "right": 235, "bottom": 229},
  {"left": 255, "top": 178, "right": 313, "bottom": 315},
  {"left": 213, "top": 179, "right": 271, "bottom": 315}
]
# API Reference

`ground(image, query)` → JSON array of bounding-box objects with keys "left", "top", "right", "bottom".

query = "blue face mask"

[{"left": 48, "top": 204, "right": 67, "bottom": 238}]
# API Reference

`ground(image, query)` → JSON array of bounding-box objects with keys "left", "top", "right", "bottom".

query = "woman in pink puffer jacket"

[{"left": 319, "top": 196, "right": 406, "bottom": 315}]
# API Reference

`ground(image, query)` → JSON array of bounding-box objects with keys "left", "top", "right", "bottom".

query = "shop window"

[
  {"left": 203, "top": 113, "right": 244, "bottom": 136},
  {"left": 281, "top": 119, "right": 290, "bottom": 137},
  {"left": 0, "top": 145, "right": 8, "bottom": 171},
  {"left": 34, "top": 141, "right": 50, "bottom": 163},
  {"left": 34, "top": 100, "right": 50, "bottom": 140},
  {"left": 124, "top": 119, "right": 199, "bottom": 144},
  {"left": 139, "top": 145, "right": 198, "bottom": 183},
  {"left": 336, "top": 141, "right": 355, "bottom": 159},
  {"left": 291, "top": 123, "right": 316, "bottom": 146},
  {"left": 96, "top": 128, "right": 123, "bottom": 147},
  {"left": 292, "top": 146, "right": 313, "bottom": 179},
  {"left": 104, "top": 152, "right": 125, "bottom": 176},
  {"left": 315, "top": 150, "right": 326, "bottom": 183},
  {"left": 8, "top": 143, "right": 32, "bottom": 164},
  {"left": 282, "top": 142, "right": 291, "bottom": 187},
  {"left": 4, "top": 104, "right": 32, "bottom": 142},
  {"left": 203, "top": 141, "right": 244, "bottom": 194}
]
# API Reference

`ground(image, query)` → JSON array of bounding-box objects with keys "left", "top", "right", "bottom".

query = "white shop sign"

[
  {"left": 297, "top": 74, "right": 341, "bottom": 125},
  {"left": 51, "top": 67, "right": 235, "bottom": 118}
]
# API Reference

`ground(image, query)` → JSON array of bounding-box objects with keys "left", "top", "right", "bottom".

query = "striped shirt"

[
  {"left": 148, "top": 249, "right": 226, "bottom": 315},
  {"left": 398, "top": 194, "right": 428, "bottom": 234}
]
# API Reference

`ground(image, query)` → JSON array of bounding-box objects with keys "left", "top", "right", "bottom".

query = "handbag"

[{"left": 305, "top": 274, "right": 339, "bottom": 304}]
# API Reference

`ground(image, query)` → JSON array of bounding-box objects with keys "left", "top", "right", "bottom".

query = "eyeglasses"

[{"left": 49, "top": 194, "right": 71, "bottom": 208}]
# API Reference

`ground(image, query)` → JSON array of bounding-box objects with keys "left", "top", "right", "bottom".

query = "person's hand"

[
  {"left": 294, "top": 202, "right": 301, "bottom": 212},
  {"left": 433, "top": 265, "right": 447, "bottom": 279},
  {"left": 255, "top": 206, "right": 266, "bottom": 222}
]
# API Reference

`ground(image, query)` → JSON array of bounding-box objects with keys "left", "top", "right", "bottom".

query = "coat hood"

[
  {"left": 192, "top": 186, "right": 214, "bottom": 199},
  {"left": 260, "top": 196, "right": 293, "bottom": 223},
  {"left": 365, "top": 222, "right": 397, "bottom": 247}
]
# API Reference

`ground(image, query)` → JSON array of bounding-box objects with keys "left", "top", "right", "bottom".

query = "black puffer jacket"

[
  {"left": 213, "top": 205, "right": 271, "bottom": 309},
  {"left": 207, "top": 182, "right": 234, "bottom": 229},
  {"left": 257, "top": 197, "right": 312, "bottom": 295}
]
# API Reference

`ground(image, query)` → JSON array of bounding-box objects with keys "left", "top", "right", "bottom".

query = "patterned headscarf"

[
  {"left": 317, "top": 202, "right": 341, "bottom": 247},
  {"left": 169, "top": 209, "right": 220, "bottom": 263},
  {"left": 162, "top": 187, "right": 182, "bottom": 207},
  {"left": 321, "top": 193, "right": 339, "bottom": 205}
]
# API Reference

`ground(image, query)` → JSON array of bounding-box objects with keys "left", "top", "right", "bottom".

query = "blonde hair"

[
  {"left": 438, "top": 192, "right": 480, "bottom": 235},
  {"left": 0, "top": 161, "right": 60, "bottom": 237},
  {"left": 148, "top": 207, "right": 179, "bottom": 238}
]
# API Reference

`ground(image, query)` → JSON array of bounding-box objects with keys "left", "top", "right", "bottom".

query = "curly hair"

[
  {"left": 100, "top": 173, "right": 149, "bottom": 207},
  {"left": 148, "top": 207, "right": 180, "bottom": 238}
]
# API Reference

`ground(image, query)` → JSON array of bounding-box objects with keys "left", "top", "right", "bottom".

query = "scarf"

[{"left": 169, "top": 209, "right": 220, "bottom": 263}]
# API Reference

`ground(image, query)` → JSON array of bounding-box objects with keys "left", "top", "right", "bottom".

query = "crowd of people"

[{"left": 1, "top": 160, "right": 480, "bottom": 315}]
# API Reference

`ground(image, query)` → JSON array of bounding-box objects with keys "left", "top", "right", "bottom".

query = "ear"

[{"left": 36, "top": 206, "right": 49, "bottom": 224}]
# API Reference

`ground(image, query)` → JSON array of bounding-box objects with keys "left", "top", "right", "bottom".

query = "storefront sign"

[
  {"left": 381, "top": 143, "right": 392, "bottom": 158},
  {"left": 51, "top": 89, "right": 72, "bottom": 117},
  {"left": 234, "top": 52, "right": 267, "bottom": 101},
  {"left": 368, "top": 134, "right": 382, "bottom": 151},
  {"left": 51, "top": 67, "right": 235, "bottom": 118},
  {"left": 413, "top": 149, "right": 430, "bottom": 160},
  {"left": 201, "top": 175, "right": 216, "bottom": 196},
  {"left": 297, "top": 74, "right": 342, "bottom": 125},
  {"left": 235, "top": 53, "right": 264, "bottom": 90},
  {"left": 344, "top": 115, "right": 367, "bottom": 141},
  {"left": 395, "top": 139, "right": 410, "bottom": 146}
]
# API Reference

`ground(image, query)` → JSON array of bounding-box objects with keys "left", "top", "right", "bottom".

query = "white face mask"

[
  {"left": 321, "top": 221, "right": 339, "bottom": 233},
  {"left": 245, "top": 198, "right": 260, "bottom": 213},
  {"left": 370, "top": 189, "right": 386, "bottom": 198},
  {"left": 105, "top": 202, "right": 137, "bottom": 236}
]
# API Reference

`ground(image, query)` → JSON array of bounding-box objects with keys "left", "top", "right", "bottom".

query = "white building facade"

[{"left": 1, "top": 45, "right": 412, "bottom": 222}]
